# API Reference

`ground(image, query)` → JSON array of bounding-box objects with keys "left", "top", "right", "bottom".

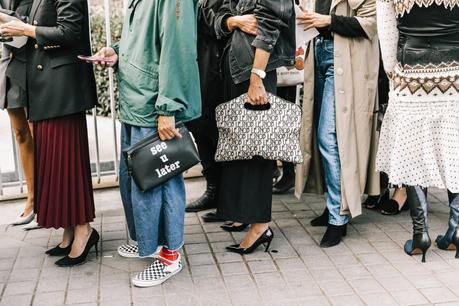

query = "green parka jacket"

[{"left": 114, "top": 0, "right": 202, "bottom": 127}]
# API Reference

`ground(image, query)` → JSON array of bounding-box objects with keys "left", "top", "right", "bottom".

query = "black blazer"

[
  {"left": 26, "top": 0, "right": 97, "bottom": 122},
  {"left": 0, "top": 0, "right": 32, "bottom": 109}
]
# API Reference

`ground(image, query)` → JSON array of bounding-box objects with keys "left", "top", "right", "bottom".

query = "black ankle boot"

[
  {"left": 436, "top": 191, "right": 459, "bottom": 251},
  {"left": 320, "top": 224, "right": 347, "bottom": 248},
  {"left": 186, "top": 184, "right": 217, "bottom": 213},
  {"left": 311, "top": 208, "right": 329, "bottom": 227},
  {"left": 201, "top": 211, "right": 224, "bottom": 223},
  {"left": 404, "top": 186, "right": 431, "bottom": 263}
]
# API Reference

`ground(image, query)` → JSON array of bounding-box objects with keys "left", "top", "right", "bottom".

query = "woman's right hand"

[
  {"left": 93, "top": 47, "right": 118, "bottom": 68},
  {"left": 227, "top": 14, "right": 257, "bottom": 36},
  {"left": 247, "top": 74, "right": 268, "bottom": 105}
]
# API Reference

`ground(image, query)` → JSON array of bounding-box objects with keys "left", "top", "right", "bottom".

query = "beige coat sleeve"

[{"left": 350, "top": 0, "right": 377, "bottom": 40}]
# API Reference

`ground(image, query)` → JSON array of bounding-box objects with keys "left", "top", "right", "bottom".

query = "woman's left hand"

[
  {"left": 297, "top": 9, "right": 331, "bottom": 31},
  {"left": 247, "top": 74, "right": 268, "bottom": 105},
  {"left": 0, "top": 20, "right": 34, "bottom": 37}
]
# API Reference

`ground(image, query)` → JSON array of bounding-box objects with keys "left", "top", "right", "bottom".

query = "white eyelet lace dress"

[{"left": 375, "top": 0, "right": 459, "bottom": 192}]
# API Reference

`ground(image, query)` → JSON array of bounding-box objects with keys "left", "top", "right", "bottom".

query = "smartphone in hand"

[{"left": 77, "top": 55, "right": 115, "bottom": 65}]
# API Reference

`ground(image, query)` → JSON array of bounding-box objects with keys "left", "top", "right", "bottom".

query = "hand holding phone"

[
  {"left": 78, "top": 55, "right": 115, "bottom": 64},
  {"left": 81, "top": 47, "right": 118, "bottom": 68}
]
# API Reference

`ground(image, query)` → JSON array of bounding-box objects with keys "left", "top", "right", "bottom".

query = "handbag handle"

[
  {"left": 243, "top": 102, "right": 271, "bottom": 111},
  {"left": 240, "top": 93, "right": 275, "bottom": 111}
]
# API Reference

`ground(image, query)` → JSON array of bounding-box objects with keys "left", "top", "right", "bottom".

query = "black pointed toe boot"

[
  {"left": 320, "top": 224, "right": 347, "bottom": 248},
  {"left": 311, "top": 208, "right": 329, "bottom": 227}
]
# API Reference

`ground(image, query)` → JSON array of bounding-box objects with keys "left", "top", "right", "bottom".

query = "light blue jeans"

[
  {"left": 119, "top": 123, "right": 186, "bottom": 257},
  {"left": 315, "top": 38, "right": 350, "bottom": 226}
]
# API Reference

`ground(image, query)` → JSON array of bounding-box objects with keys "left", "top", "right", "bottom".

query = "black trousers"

[
  {"left": 187, "top": 38, "right": 224, "bottom": 186},
  {"left": 217, "top": 51, "right": 277, "bottom": 224},
  {"left": 276, "top": 86, "right": 297, "bottom": 175},
  {"left": 277, "top": 86, "right": 296, "bottom": 103}
]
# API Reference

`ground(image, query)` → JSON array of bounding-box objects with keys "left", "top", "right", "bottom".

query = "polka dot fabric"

[
  {"left": 377, "top": 64, "right": 459, "bottom": 193},
  {"left": 377, "top": 0, "right": 399, "bottom": 76}
]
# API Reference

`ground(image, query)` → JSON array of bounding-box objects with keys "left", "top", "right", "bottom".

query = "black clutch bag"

[{"left": 122, "top": 122, "right": 200, "bottom": 192}]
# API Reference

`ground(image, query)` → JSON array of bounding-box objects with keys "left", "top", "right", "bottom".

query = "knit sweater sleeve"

[{"left": 377, "top": 0, "right": 399, "bottom": 76}]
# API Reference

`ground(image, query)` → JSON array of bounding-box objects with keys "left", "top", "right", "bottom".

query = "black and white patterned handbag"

[{"left": 215, "top": 93, "right": 304, "bottom": 164}]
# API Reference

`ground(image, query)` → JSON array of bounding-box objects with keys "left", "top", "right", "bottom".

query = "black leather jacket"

[
  {"left": 197, "top": 0, "right": 225, "bottom": 108},
  {"left": 199, "top": 0, "right": 224, "bottom": 40},
  {"left": 215, "top": 0, "right": 295, "bottom": 84}
]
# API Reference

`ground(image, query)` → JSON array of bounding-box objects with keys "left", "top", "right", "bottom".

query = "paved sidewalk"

[{"left": 1, "top": 179, "right": 459, "bottom": 306}]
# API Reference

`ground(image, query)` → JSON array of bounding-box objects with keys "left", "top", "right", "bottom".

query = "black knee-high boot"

[
  {"left": 404, "top": 186, "right": 431, "bottom": 263},
  {"left": 436, "top": 191, "right": 459, "bottom": 254}
]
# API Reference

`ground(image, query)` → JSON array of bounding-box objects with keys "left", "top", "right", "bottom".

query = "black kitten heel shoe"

[
  {"left": 45, "top": 239, "right": 74, "bottom": 257},
  {"left": 226, "top": 228, "right": 274, "bottom": 255},
  {"left": 55, "top": 229, "right": 100, "bottom": 267}
]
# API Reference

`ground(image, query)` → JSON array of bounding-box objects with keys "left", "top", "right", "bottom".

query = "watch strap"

[{"left": 251, "top": 68, "right": 266, "bottom": 79}]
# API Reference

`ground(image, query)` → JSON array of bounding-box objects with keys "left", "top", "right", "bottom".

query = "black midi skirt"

[{"left": 217, "top": 51, "right": 277, "bottom": 224}]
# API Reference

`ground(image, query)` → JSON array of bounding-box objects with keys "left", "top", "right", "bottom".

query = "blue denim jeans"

[
  {"left": 119, "top": 123, "right": 186, "bottom": 256},
  {"left": 315, "top": 38, "right": 350, "bottom": 226}
]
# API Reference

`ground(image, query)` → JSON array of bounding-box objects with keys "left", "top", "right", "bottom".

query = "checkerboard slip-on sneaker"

[
  {"left": 117, "top": 244, "right": 139, "bottom": 258},
  {"left": 132, "top": 257, "right": 183, "bottom": 287},
  {"left": 118, "top": 245, "right": 162, "bottom": 259}
]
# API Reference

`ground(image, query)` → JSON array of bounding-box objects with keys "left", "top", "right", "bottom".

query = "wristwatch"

[{"left": 251, "top": 68, "right": 266, "bottom": 79}]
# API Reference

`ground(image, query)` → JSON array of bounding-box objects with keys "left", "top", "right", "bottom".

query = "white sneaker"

[
  {"left": 132, "top": 255, "right": 183, "bottom": 287},
  {"left": 117, "top": 244, "right": 140, "bottom": 258}
]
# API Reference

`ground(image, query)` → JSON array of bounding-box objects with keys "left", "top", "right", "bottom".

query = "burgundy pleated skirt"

[{"left": 34, "top": 113, "right": 95, "bottom": 229}]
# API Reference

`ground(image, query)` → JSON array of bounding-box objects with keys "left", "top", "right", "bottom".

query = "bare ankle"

[
  {"left": 23, "top": 207, "right": 34, "bottom": 216},
  {"left": 75, "top": 224, "right": 92, "bottom": 236},
  {"left": 250, "top": 224, "right": 268, "bottom": 235},
  {"left": 392, "top": 188, "right": 408, "bottom": 209}
]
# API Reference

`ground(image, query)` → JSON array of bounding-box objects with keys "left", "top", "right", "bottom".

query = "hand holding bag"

[
  {"left": 215, "top": 93, "right": 304, "bottom": 164},
  {"left": 122, "top": 122, "right": 200, "bottom": 192}
]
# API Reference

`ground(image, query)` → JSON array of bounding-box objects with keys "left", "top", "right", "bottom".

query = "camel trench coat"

[{"left": 294, "top": 0, "right": 380, "bottom": 218}]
